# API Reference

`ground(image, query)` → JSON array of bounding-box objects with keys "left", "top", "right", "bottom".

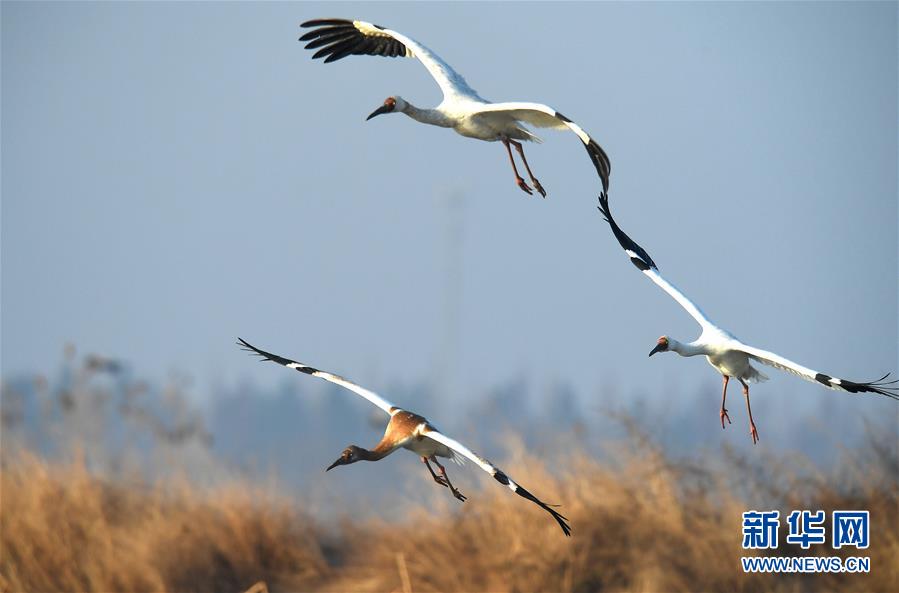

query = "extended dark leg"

[
  {"left": 422, "top": 456, "right": 448, "bottom": 487},
  {"left": 720, "top": 375, "right": 732, "bottom": 429},
  {"left": 509, "top": 139, "right": 546, "bottom": 198},
  {"left": 740, "top": 380, "right": 759, "bottom": 445},
  {"left": 432, "top": 457, "right": 466, "bottom": 502},
  {"left": 502, "top": 138, "right": 533, "bottom": 196}
]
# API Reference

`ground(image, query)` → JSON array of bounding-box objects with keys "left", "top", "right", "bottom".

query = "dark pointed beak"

[
  {"left": 325, "top": 458, "right": 343, "bottom": 472},
  {"left": 366, "top": 104, "right": 391, "bottom": 121},
  {"left": 648, "top": 344, "right": 664, "bottom": 357}
]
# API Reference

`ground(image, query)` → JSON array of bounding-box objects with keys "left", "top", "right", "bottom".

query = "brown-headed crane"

[{"left": 238, "top": 338, "right": 571, "bottom": 536}]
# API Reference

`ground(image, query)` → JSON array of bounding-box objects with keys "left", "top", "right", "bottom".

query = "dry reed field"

[
  {"left": 2, "top": 423, "right": 896, "bottom": 593},
  {"left": 1, "top": 356, "right": 896, "bottom": 592}
]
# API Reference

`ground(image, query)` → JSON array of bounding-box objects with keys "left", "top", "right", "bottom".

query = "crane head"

[
  {"left": 366, "top": 96, "right": 400, "bottom": 120},
  {"left": 649, "top": 336, "right": 670, "bottom": 357},
  {"left": 326, "top": 445, "right": 365, "bottom": 471}
]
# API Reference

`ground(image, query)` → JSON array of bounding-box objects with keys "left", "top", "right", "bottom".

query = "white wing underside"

[
  {"left": 643, "top": 267, "right": 716, "bottom": 334},
  {"left": 421, "top": 429, "right": 499, "bottom": 476},
  {"left": 472, "top": 102, "right": 570, "bottom": 130},
  {"left": 378, "top": 25, "right": 484, "bottom": 101},
  {"left": 237, "top": 339, "right": 398, "bottom": 415},
  {"left": 732, "top": 343, "right": 824, "bottom": 385},
  {"left": 422, "top": 426, "right": 573, "bottom": 536},
  {"left": 304, "top": 369, "right": 397, "bottom": 415}
]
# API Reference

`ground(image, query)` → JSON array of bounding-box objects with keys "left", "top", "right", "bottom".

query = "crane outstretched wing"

[
  {"left": 421, "top": 427, "right": 571, "bottom": 536},
  {"left": 300, "top": 19, "right": 482, "bottom": 100},
  {"left": 596, "top": 196, "right": 898, "bottom": 400},
  {"left": 238, "top": 338, "right": 400, "bottom": 415},
  {"left": 240, "top": 337, "right": 571, "bottom": 533},
  {"left": 597, "top": 192, "right": 715, "bottom": 331},
  {"left": 732, "top": 343, "right": 899, "bottom": 400},
  {"left": 475, "top": 102, "right": 611, "bottom": 193}
]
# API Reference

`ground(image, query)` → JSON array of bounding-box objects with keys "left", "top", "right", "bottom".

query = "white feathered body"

[
  {"left": 402, "top": 96, "right": 569, "bottom": 143},
  {"left": 402, "top": 433, "right": 458, "bottom": 460},
  {"left": 441, "top": 100, "right": 566, "bottom": 142},
  {"left": 692, "top": 328, "right": 770, "bottom": 384}
]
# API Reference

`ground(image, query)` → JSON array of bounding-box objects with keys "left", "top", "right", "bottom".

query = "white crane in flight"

[
  {"left": 597, "top": 192, "right": 898, "bottom": 444},
  {"left": 300, "top": 18, "right": 611, "bottom": 199}
]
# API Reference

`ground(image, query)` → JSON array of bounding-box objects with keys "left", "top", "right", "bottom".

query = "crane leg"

[
  {"left": 740, "top": 380, "right": 759, "bottom": 444},
  {"left": 432, "top": 457, "right": 467, "bottom": 502},
  {"left": 422, "top": 456, "right": 449, "bottom": 487},
  {"left": 720, "top": 375, "right": 732, "bottom": 429},
  {"left": 502, "top": 138, "right": 533, "bottom": 196},
  {"left": 509, "top": 139, "right": 546, "bottom": 198}
]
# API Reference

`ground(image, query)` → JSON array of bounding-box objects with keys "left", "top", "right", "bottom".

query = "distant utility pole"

[{"left": 434, "top": 189, "right": 465, "bottom": 412}]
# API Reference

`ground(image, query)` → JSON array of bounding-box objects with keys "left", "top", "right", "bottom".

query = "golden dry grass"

[
  {"left": 0, "top": 452, "right": 330, "bottom": 593},
  {"left": 2, "top": 427, "right": 896, "bottom": 593}
]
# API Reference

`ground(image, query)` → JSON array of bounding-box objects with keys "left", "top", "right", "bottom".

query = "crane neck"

[
  {"left": 351, "top": 446, "right": 390, "bottom": 462},
  {"left": 401, "top": 101, "right": 453, "bottom": 128},
  {"left": 670, "top": 339, "right": 707, "bottom": 358},
  {"left": 359, "top": 437, "right": 401, "bottom": 462}
]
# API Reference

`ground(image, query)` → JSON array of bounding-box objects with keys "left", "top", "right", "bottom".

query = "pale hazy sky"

[{"left": 3, "top": 2, "right": 897, "bottom": 450}]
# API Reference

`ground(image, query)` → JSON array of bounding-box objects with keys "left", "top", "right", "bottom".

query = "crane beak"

[
  {"left": 325, "top": 457, "right": 344, "bottom": 472},
  {"left": 366, "top": 104, "right": 392, "bottom": 121},
  {"left": 648, "top": 344, "right": 664, "bottom": 357}
]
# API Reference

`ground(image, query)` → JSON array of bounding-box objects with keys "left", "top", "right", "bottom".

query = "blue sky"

[{"left": 2, "top": 2, "right": 896, "bottom": 452}]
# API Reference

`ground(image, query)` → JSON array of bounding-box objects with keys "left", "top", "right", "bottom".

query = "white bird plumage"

[
  {"left": 237, "top": 338, "right": 571, "bottom": 535},
  {"left": 299, "top": 18, "right": 611, "bottom": 198},
  {"left": 597, "top": 192, "right": 898, "bottom": 444}
]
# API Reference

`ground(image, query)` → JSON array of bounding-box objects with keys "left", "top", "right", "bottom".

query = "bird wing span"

[
  {"left": 421, "top": 427, "right": 572, "bottom": 536},
  {"left": 300, "top": 19, "right": 481, "bottom": 100},
  {"left": 733, "top": 342, "right": 899, "bottom": 400},
  {"left": 237, "top": 338, "right": 399, "bottom": 415},
  {"left": 475, "top": 102, "right": 611, "bottom": 193},
  {"left": 597, "top": 192, "right": 715, "bottom": 331}
]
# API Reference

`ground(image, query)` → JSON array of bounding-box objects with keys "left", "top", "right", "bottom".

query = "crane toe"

[{"left": 516, "top": 177, "right": 534, "bottom": 195}]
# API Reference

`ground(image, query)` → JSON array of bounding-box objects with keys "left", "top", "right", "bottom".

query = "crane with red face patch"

[
  {"left": 299, "top": 18, "right": 611, "bottom": 198},
  {"left": 597, "top": 192, "right": 898, "bottom": 445}
]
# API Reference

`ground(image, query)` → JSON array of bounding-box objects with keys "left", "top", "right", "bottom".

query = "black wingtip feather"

[
  {"left": 300, "top": 18, "right": 353, "bottom": 28},
  {"left": 585, "top": 139, "right": 611, "bottom": 193},
  {"left": 597, "top": 192, "right": 658, "bottom": 271},
  {"left": 237, "top": 338, "right": 319, "bottom": 376},
  {"left": 512, "top": 483, "right": 572, "bottom": 536},
  {"left": 842, "top": 372, "right": 899, "bottom": 400},
  {"left": 817, "top": 370, "right": 899, "bottom": 400},
  {"left": 495, "top": 471, "right": 570, "bottom": 536},
  {"left": 237, "top": 337, "right": 277, "bottom": 362},
  {"left": 555, "top": 110, "right": 611, "bottom": 192},
  {"left": 299, "top": 25, "right": 354, "bottom": 43},
  {"left": 298, "top": 19, "right": 408, "bottom": 63},
  {"left": 301, "top": 30, "right": 357, "bottom": 49}
]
